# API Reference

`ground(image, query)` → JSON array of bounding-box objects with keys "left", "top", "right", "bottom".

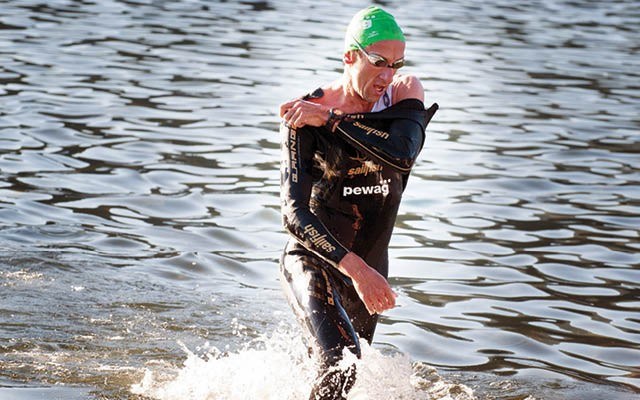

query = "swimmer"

[{"left": 279, "top": 6, "right": 438, "bottom": 399}]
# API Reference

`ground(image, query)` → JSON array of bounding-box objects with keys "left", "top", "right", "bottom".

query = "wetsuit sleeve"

[
  {"left": 280, "top": 123, "right": 350, "bottom": 266},
  {"left": 333, "top": 100, "right": 438, "bottom": 173}
]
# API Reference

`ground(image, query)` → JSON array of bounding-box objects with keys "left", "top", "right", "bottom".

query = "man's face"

[{"left": 348, "top": 40, "right": 406, "bottom": 103}]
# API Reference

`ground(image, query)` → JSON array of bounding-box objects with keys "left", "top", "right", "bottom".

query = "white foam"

[
  {"left": 131, "top": 324, "right": 475, "bottom": 400},
  {"left": 0, "top": 269, "right": 44, "bottom": 286}
]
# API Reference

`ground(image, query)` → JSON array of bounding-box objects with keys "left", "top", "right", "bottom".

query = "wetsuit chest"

[{"left": 309, "top": 132, "right": 407, "bottom": 261}]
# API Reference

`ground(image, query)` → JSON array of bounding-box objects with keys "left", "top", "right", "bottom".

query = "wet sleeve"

[
  {"left": 280, "top": 123, "right": 349, "bottom": 266},
  {"left": 333, "top": 101, "right": 438, "bottom": 173}
]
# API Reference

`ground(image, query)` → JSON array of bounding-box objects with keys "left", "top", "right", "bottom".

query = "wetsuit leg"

[
  {"left": 331, "top": 274, "right": 379, "bottom": 345},
  {"left": 280, "top": 250, "right": 360, "bottom": 400}
]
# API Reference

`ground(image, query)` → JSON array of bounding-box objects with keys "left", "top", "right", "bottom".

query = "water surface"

[{"left": 1, "top": 1, "right": 639, "bottom": 399}]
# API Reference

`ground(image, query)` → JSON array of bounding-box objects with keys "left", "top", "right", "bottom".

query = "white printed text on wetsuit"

[
  {"left": 343, "top": 179, "right": 390, "bottom": 197},
  {"left": 288, "top": 129, "right": 299, "bottom": 183}
]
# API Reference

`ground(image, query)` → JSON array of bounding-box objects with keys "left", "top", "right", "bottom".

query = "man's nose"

[{"left": 379, "top": 67, "right": 394, "bottom": 83}]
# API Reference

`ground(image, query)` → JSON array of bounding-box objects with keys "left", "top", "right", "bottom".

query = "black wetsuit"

[{"left": 280, "top": 92, "right": 438, "bottom": 400}]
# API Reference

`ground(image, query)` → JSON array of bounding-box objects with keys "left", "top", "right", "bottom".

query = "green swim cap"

[{"left": 344, "top": 6, "right": 405, "bottom": 52}]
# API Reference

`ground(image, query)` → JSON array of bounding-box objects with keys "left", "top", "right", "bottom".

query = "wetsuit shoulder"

[{"left": 302, "top": 87, "right": 325, "bottom": 101}]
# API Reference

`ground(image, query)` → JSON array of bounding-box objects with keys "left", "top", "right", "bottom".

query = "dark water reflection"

[{"left": 1, "top": 0, "right": 638, "bottom": 399}]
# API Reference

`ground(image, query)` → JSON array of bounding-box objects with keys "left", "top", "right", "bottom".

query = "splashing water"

[{"left": 131, "top": 324, "right": 476, "bottom": 400}]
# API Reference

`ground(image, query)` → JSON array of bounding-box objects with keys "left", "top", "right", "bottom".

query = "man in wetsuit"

[{"left": 278, "top": 6, "right": 438, "bottom": 400}]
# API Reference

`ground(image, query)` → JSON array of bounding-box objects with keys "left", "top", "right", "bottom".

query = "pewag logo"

[{"left": 343, "top": 179, "right": 390, "bottom": 197}]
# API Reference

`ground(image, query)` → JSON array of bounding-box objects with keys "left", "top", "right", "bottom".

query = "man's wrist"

[
  {"left": 325, "top": 108, "right": 343, "bottom": 132},
  {"left": 338, "top": 251, "right": 366, "bottom": 281}
]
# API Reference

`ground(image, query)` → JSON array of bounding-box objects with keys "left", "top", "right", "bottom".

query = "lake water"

[{"left": 0, "top": 1, "right": 638, "bottom": 399}]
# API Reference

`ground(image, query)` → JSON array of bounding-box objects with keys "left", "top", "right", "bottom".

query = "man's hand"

[
  {"left": 338, "top": 252, "right": 396, "bottom": 315},
  {"left": 279, "top": 99, "right": 330, "bottom": 129}
]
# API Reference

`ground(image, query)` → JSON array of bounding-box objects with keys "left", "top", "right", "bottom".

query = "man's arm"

[
  {"left": 280, "top": 77, "right": 436, "bottom": 172},
  {"left": 280, "top": 123, "right": 349, "bottom": 266},
  {"left": 333, "top": 99, "right": 438, "bottom": 172}
]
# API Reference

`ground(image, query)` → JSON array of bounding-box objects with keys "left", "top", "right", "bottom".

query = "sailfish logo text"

[
  {"left": 352, "top": 122, "right": 390, "bottom": 140},
  {"left": 303, "top": 224, "right": 336, "bottom": 253}
]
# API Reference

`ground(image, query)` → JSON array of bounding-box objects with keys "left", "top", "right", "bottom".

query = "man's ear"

[{"left": 343, "top": 50, "right": 356, "bottom": 65}]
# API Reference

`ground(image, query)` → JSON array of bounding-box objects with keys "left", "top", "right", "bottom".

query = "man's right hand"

[
  {"left": 338, "top": 252, "right": 396, "bottom": 315},
  {"left": 279, "top": 99, "right": 330, "bottom": 129}
]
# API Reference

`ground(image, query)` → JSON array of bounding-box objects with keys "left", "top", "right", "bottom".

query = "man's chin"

[{"left": 361, "top": 91, "right": 382, "bottom": 105}]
